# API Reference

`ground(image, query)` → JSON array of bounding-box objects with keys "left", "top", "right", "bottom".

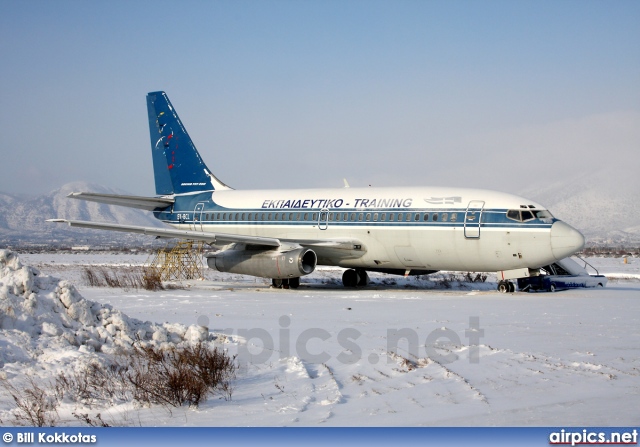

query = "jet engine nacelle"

[{"left": 206, "top": 247, "right": 317, "bottom": 279}]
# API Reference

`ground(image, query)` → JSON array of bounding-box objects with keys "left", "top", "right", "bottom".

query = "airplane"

[{"left": 49, "top": 91, "right": 585, "bottom": 292}]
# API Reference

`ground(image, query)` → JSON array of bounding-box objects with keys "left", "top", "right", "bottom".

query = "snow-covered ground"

[{"left": 1, "top": 251, "right": 639, "bottom": 426}]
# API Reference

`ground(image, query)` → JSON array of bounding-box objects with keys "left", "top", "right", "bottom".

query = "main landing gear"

[
  {"left": 497, "top": 280, "right": 515, "bottom": 293},
  {"left": 271, "top": 277, "right": 300, "bottom": 289},
  {"left": 342, "top": 269, "right": 369, "bottom": 288}
]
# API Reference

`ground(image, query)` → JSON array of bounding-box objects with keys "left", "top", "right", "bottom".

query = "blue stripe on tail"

[{"left": 147, "top": 91, "right": 226, "bottom": 195}]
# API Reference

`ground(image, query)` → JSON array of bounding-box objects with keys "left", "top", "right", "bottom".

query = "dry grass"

[{"left": 82, "top": 266, "right": 168, "bottom": 291}]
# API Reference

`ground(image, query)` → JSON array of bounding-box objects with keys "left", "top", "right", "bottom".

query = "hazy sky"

[{"left": 1, "top": 0, "right": 638, "bottom": 197}]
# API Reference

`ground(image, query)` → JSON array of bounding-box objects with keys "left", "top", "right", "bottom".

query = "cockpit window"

[
  {"left": 535, "top": 210, "right": 554, "bottom": 219},
  {"left": 507, "top": 209, "right": 552, "bottom": 222},
  {"left": 507, "top": 210, "right": 520, "bottom": 221},
  {"left": 521, "top": 210, "right": 534, "bottom": 221}
]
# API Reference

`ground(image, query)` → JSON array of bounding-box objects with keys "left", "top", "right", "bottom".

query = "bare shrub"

[
  {"left": 81, "top": 266, "right": 167, "bottom": 291},
  {"left": 53, "top": 343, "right": 236, "bottom": 411},
  {"left": 141, "top": 268, "right": 164, "bottom": 291},
  {"left": 464, "top": 272, "right": 488, "bottom": 283},
  {"left": 54, "top": 361, "right": 130, "bottom": 406},
  {"left": 1, "top": 376, "right": 59, "bottom": 427},
  {"left": 82, "top": 267, "right": 102, "bottom": 287},
  {"left": 126, "top": 343, "right": 236, "bottom": 408},
  {"left": 99, "top": 267, "right": 123, "bottom": 288},
  {"left": 72, "top": 411, "right": 111, "bottom": 427}
]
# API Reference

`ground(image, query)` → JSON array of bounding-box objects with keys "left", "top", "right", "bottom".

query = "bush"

[
  {"left": 81, "top": 266, "right": 167, "bottom": 291},
  {"left": 54, "top": 342, "right": 236, "bottom": 409},
  {"left": 126, "top": 343, "right": 236, "bottom": 407},
  {"left": 1, "top": 376, "right": 59, "bottom": 426}
]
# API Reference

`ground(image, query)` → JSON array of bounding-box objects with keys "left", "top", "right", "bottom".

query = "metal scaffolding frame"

[{"left": 146, "top": 241, "right": 205, "bottom": 282}]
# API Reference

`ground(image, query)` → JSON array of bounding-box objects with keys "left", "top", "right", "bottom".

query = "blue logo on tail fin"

[{"left": 147, "top": 91, "right": 230, "bottom": 195}]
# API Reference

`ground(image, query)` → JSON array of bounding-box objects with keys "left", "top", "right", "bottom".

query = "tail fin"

[{"left": 146, "top": 91, "right": 231, "bottom": 195}]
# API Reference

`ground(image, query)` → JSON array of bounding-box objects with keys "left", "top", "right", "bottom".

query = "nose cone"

[{"left": 551, "top": 221, "right": 585, "bottom": 260}]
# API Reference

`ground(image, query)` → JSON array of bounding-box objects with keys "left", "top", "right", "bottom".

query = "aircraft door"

[
  {"left": 464, "top": 200, "right": 484, "bottom": 238},
  {"left": 318, "top": 208, "right": 329, "bottom": 230},
  {"left": 192, "top": 203, "right": 205, "bottom": 231}
]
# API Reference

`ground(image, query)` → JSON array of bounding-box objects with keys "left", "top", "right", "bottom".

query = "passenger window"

[
  {"left": 358, "top": 213, "right": 363, "bottom": 222},
  {"left": 389, "top": 213, "right": 395, "bottom": 222},
  {"left": 366, "top": 213, "right": 371, "bottom": 222},
  {"left": 274, "top": 213, "right": 279, "bottom": 221},
  {"left": 235, "top": 213, "right": 240, "bottom": 221},
  {"left": 423, "top": 213, "right": 429, "bottom": 221},
  {"left": 296, "top": 213, "right": 301, "bottom": 221},
  {"left": 414, "top": 213, "right": 419, "bottom": 221},
  {"left": 397, "top": 213, "right": 403, "bottom": 221},
  {"left": 381, "top": 213, "right": 386, "bottom": 221},
  {"left": 373, "top": 213, "right": 378, "bottom": 222},
  {"left": 289, "top": 213, "right": 294, "bottom": 221},
  {"left": 433, "top": 213, "right": 438, "bottom": 221},
  {"left": 343, "top": 213, "right": 348, "bottom": 222},
  {"left": 450, "top": 213, "right": 457, "bottom": 222},
  {"left": 350, "top": 213, "right": 356, "bottom": 221},
  {"left": 268, "top": 213, "right": 272, "bottom": 220},
  {"left": 329, "top": 212, "right": 334, "bottom": 220},
  {"left": 312, "top": 213, "right": 318, "bottom": 220},
  {"left": 442, "top": 213, "right": 448, "bottom": 222},
  {"left": 303, "top": 213, "right": 308, "bottom": 221}
]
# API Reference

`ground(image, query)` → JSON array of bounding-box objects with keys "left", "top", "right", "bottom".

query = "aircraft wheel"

[
  {"left": 356, "top": 269, "right": 369, "bottom": 286},
  {"left": 272, "top": 278, "right": 283, "bottom": 289},
  {"left": 508, "top": 282, "right": 515, "bottom": 293},
  {"left": 289, "top": 277, "right": 300, "bottom": 289},
  {"left": 549, "top": 283, "right": 556, "bottom": 292},
  {"left": 342, "top": 269, "right": 358, "bottom": 287},
  {"left": 497, "top": 281, "right": 509, "bottom": 293}
]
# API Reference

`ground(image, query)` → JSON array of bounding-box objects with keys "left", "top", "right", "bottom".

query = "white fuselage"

[{"left": 160, "top": 186, "right": 584, "bottom": 273}]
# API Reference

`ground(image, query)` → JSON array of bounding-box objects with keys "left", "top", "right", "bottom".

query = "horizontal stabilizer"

[
  {"left": 47, "top": 219, "right": 281, "bottom": 248},
  {"left": 67, "top": 192, "right": 175, "bottom": 211}
]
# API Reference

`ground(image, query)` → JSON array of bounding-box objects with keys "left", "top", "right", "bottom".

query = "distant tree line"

[{"left": 579, "top": 247, "right": 640, "bottom": 257}]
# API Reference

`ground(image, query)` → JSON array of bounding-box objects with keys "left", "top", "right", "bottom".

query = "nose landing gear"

[{"left": 497, "top": 280, "right": 515, "bottom": 293}]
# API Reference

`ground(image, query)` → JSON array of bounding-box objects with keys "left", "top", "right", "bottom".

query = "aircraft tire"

[
  {"left": 356, "top": 269, "right": 369, "bottom": 287},
  {"left": 342, "top": 269, "right": 358, "bottom": 288},
  {"left": 272, "top": 278, "right": 283, "bottom": 289},
  {"left": 549, "top": 283, "right": 556, "bottom": 293},
  {"left": 497, "top": 281, "right": 509, "bottom": 293},
  {"left": 289, "top": 277, "right": 300, "bottom": 289},
  {"left": 508, "top": 282, "right": 515, "bottom": 293}
]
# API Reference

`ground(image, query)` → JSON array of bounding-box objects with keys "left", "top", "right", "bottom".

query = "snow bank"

[{"left": 0, "top": 250, "right": 210, "bottom": 375}]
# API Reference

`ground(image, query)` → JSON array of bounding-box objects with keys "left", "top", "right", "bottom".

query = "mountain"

[
  {"left": 520, "top": 166, "right": 640, "bottom": 246},
  {"left": 0, "top": 182, "right": 167, "bottom": 247}
]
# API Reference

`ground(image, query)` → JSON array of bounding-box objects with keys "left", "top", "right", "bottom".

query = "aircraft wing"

[
  {"left": 47, "top": 219, "right": 366, "bottom": 255},
  {"left": 47, "top": 219, "right": 280, "bottom": 248},
  {"left": 67, "top": 192, "right": 175, "bottom": 211}
]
